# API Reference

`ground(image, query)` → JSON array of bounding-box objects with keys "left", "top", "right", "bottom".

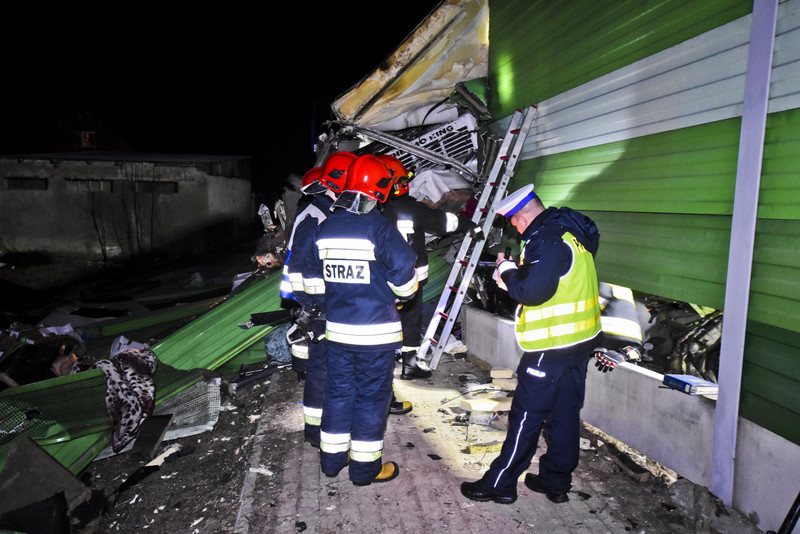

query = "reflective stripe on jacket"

[
  {"left": 599, "top": 282, "right": 643, "bottom": 344},
  {"left": 281, "top": 196, "right": 330, "bottom": 300}
]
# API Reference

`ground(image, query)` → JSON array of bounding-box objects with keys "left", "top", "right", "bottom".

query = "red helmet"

[
  {"left": 344, "top": 154, "right": 396, "bottom": 203},
  {"left": 379, "top": 155, "right": 412, "bottom": 196},
  {"left": 318, "top": 151, "right": 357, "bottom": 194},
  {"left": 300, "top": 167, "right": 324, "bottom": 193}
]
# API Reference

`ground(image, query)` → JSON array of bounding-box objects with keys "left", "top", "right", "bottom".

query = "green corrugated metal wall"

[
  {"left": 488, "top": 0, "right": 753, "bottom": 115},
  {"left": 488, "top": 0, "right": 800, "bottom": 445}
]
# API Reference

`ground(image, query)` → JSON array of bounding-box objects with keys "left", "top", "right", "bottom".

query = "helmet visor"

[
  {"left": 301, "top": 181, "right": 328, "bottom": 195},
  {"left": 332, "top": 191, "right": 378, "bottom": 214}
]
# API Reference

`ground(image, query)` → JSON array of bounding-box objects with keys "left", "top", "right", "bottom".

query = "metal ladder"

[{"left": 419, "top": 105, "right": 537, "bottom": 370}]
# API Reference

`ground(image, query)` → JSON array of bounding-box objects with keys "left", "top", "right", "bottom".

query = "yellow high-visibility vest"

[{"left": 515, "top": 231, "right": 601, "bottom": 351}]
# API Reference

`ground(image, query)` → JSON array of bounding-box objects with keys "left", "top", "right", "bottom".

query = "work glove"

[
  {"left": 593, "top": 347, "right": 627, "bottom": 373},
  {"left": 467, "top": 226, "right": 484, "bottom": 241},
  {"left": 619, "top": 345, "right": 642, "bottom": 363},
  {"left": 293, "top": 304, "right": 326, "bottom": 343}
]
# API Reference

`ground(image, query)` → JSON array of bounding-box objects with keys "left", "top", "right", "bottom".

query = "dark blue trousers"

[
  {"left": 480, "top": 342, "right": 593, "bottom": 497},
  {"left": 303, "top": 339, "right": 327, "bottom": 446},
  {"left": 320, "top": 343, "right": 395, "bottom": 482}
]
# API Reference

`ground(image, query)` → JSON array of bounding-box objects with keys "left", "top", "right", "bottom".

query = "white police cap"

[{"left": 494, "top": 184, "right": 536, "bottom": 217}]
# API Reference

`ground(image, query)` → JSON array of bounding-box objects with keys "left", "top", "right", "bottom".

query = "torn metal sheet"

[{"left": 331, "top": 0, "right": 489, "bottom": 128}]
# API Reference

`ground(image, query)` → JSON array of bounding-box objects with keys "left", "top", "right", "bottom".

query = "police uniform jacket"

[
  {"left": 497, "top": 206, "right": 602, "bottom": 351},
  {"left": 302, "top": 208, "right": 419, "bottom": 350}
]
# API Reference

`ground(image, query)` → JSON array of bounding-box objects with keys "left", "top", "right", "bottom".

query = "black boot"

[{"left": 400, "top": 351, "right": 432, "bottom": 380}]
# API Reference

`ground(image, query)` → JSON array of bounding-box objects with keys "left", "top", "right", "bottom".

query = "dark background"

[{"left": 2, "top": 3, "right": 442, "bottom": 195}]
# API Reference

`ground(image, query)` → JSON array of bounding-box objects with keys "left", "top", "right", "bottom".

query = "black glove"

[
  {"left": 293, "top": 304, "right": 326, "bottom": 343},
  {"left": 467, "top": 226, "right": 484, "bottom": 240},
  {"left": 593, "top": 347, "right": 626, "bottom": 373}
]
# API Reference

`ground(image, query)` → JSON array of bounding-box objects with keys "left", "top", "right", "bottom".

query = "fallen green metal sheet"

[
  {"left": 0, "top": 359, "right": 209, "bottom": 474},
  {"left": 149, "top": 273, "right": 281, "bottom": 371},
  {"left": 0, "top": 251, "right": 460, "bottom": 476},
  {"left": 89, "top": 296, "right": 224, "bottom": 339}
]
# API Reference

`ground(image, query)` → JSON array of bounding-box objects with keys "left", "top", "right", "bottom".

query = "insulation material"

[
  {"left": 331, "top": 0, "right": 489, "bottom": 127},
  {"left": 410, "top": 167, "right": 474, "bottom": 206}
]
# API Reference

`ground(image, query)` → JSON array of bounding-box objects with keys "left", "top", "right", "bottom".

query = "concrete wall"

[
  {"left": 462, "top": 304, "right": 800, "bottom": 533},
  {"left": 0, "top": 156, "right": 254, "bottom": 262}
]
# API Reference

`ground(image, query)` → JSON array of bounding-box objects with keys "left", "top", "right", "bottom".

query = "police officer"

[
  {"left": 461, "top": 183, "right": 602, "bottom": 505},
  {"left": 302, "top": 154, "right": 418, "bottom": 485},
  {"left": 378, "top": 155, "right": 479, "bottom": 380}
]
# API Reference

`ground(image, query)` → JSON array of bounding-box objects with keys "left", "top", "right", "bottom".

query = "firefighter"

[
  {"left": 301, "top": 154, "right": 418, "bottom": 485},
  {"left": 378, "top": 154, "right": 480, "bottom": 380},
  {"left": 461, "top": 183, "right": 602, "bottom": 505},
  {"left": 281, "top": 152, "right": 355, "bottom": 447}
]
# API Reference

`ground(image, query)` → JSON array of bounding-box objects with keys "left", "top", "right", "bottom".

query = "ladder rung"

[
  {"left": 428, "top": 338, "right": 438, "bottom": 345},
  {"left": 500, "top": 155, "right": 510, "bottom": 161},
  {"left": 510, "top": 129, "right": 520, "bottom": 134},
  {"left": 438, "top": 311, "right": 449, "bottom": 319},
  {"left": 448, "top": 285, "right": 459, "bottom": 292},
  {"left": 488, "top": 182, "right": 499, "bottom": 187},
  {"left": 479, "top": 208, "right": 489, "bottom": 213}
]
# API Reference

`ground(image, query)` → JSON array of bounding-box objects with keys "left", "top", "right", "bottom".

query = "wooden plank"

[
  {"left": 459, "top": 397, "right": 513, "bottom": 413},
  {"left": 490, "top": 368, "right": 514, "bottom": 379},
  {"left": 491, "top": 377, "right": 517, "bottom": 391}
]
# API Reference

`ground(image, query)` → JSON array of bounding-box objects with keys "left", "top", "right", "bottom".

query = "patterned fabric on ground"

[{"left": 93, "top": 348, "right": 157, "bottom": 452}]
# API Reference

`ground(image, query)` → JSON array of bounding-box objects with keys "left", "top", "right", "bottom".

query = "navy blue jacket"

[{"left": 301, "top": 208, "right": 419, "bottom": 350}]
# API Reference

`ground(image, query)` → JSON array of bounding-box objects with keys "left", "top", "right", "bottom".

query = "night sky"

[{"left": 2, "top": 3, "right": 442, "bottom": 194}]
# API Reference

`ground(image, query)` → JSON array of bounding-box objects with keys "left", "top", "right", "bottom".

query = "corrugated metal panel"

[
  {"left": 519, "top": 119, "right": 741, "bottom": 215},
  {"left": 151, "top": 274, "right": 280, "bottom": 371},
  {"left": 491, "top": 2, "right": 800, "bottom": 161},
  {"left": 519, "top": 107, "right": 800, "bottom": 330},
  {"left": 740, "top": 321, "right": 800, "bottom": 445},
  {"left": 589, "top": 210, "right": 730, "bottom": 308},
  {"left": 488, "top": 0, "right": 753, "bottom": 117}
]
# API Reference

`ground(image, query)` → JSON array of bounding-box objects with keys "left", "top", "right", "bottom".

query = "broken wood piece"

[
  {"left": 490, "top": 368, "right": 514, "bottom": 379},
  {"left": 491, "top": 377, "right": 517, "bottom": 391},
  {"left": 131, "top": 414, "right": 174, "bottom": 461},
  {"left": 599, "top": 443, "right": 650, "bottom": 482},
  {"left": 467, "top": 440, "right": 503, "bottom": 454},
  {"left": 459, "top": 396, "right": 512, "bottom": 413}
]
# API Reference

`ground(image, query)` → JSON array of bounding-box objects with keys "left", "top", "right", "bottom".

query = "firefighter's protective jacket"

[
  {"left": 497, "top": 207, "right": 602, "bottom": 352},
  {"left": 301, "top": 208, "right": 419, "bottom": 349},
  {"left": 381, "top": 195, "right": 472, "bottom": 283},
  {"left": 280, "top": 194, "right": 333, "bottom": 300}
]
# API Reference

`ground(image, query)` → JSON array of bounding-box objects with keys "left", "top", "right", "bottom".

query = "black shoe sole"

[
  {"left": 460, "top": 482, "right": 517, "bottom": 504},
  {"left": 389, "top": 406, "right": 412, "bottom": 415}
]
